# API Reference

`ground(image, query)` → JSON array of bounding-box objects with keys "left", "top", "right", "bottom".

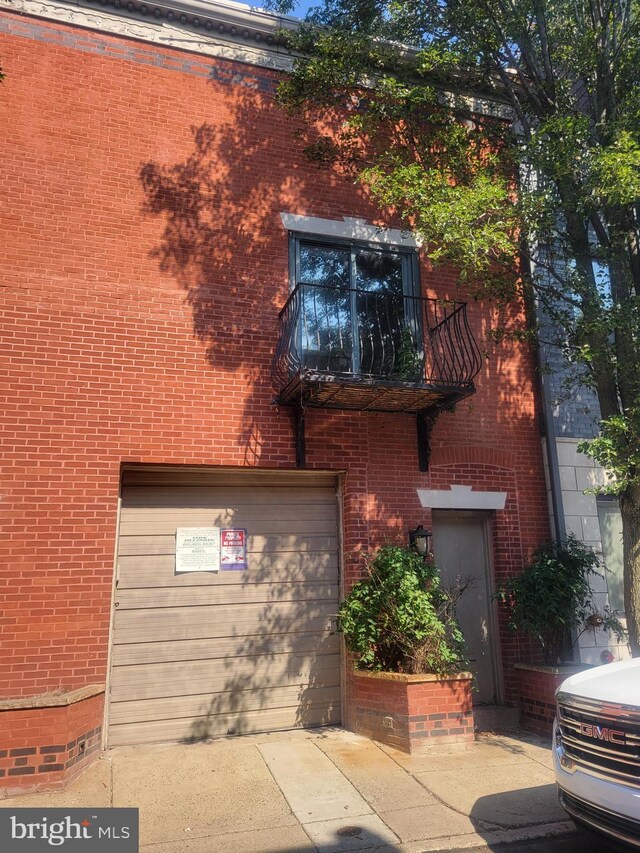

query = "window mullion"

[
  {"left": 293, "top": 236, "right": 303, "bottom": 367},
  {"left": 350, "top": 248, "right": 360, "bottom": 375}
]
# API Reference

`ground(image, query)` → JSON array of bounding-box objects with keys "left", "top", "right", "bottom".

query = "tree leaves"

[{"left": 496, "top": 536, "right": 627, "bottom": 664}]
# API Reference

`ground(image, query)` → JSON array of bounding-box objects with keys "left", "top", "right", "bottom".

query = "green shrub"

[
  {"left": 496, "top": 535, "right": 626, "bottom": 665},
  {"left": 337, "top": 545, "right": 466, "bottom": 674}
]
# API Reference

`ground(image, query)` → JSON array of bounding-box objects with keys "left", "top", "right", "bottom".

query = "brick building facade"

[{"left": 1, "top": 0, "right": 550, "bottom": 793}]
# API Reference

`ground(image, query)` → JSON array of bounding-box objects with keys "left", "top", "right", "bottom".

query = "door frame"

[{"left": 431, "top": 509, "right": 505, "bottom": 705}]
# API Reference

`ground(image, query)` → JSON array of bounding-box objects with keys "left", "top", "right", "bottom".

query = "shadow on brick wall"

[{"left": 137, "top": 74, "right": 368, "bottom": 467}]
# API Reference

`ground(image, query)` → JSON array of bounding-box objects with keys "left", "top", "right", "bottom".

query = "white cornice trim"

[
  {"left": 280, "top": 214, "right": 422, "bottom": 248},
  {"left": 0, "top": 0, "right": 297, "bottom": 71},
  {"left": 438, "top": 90, "right": 513, "bottom": 121},
  {"left": 417, "top": 485, "right": 507, "bottom": 511},
  {"left": 150, "top": 0, "right": 298, "bottom": 32}
]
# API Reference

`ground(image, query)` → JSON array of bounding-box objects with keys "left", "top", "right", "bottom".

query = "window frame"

[
  {"left": 288, "top": 232, "right": 422, "bottom": 378},
  {"left": 597, "top": 496, "right": 625, "bottom": 615}
]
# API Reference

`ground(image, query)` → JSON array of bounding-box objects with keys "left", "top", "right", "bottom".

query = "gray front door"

[{"left": 431, "top": 511, "right": 500, "bottom": 704}]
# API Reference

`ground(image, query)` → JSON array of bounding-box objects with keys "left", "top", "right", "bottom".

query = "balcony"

[{"left": 272, "top": 283, "right": 482, "bottom": 469}]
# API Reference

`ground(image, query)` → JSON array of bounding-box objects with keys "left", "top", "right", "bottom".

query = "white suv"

[{"left": 553, "top": 658, "right": 640, "bottom": 848}]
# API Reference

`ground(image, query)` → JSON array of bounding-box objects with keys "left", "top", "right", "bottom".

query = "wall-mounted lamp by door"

[{"left": 408, "top": 524, "right": 431, "bottom": 557}]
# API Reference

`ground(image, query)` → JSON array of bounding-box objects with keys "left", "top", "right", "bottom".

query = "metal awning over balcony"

[{"left": 271, "top": 283, "right": 482, "bottom": 468}]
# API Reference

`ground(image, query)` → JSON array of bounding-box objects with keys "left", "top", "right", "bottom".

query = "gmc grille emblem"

[{"left": 580, "top": 723, "right": 626, "bottom": 745}]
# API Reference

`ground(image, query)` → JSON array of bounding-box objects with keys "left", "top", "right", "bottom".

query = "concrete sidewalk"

[{"left": 0, "top": 728, "right": 574, "bottom": 852}]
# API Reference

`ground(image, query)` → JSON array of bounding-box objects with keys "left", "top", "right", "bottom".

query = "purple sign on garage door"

[{"left": 220, "top": 528, "right": 247, "bottom": 570}]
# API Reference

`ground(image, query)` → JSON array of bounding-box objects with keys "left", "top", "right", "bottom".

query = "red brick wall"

[
  {"left": 516, "top": 666, "right": 587, "bottom": 736},
  {"left": 0, "top": 9, "right": 549, "bottom": 725},
  {"left": 349, "top": 671, "right": 474, "bottom": 753},
  {"left": 0, "top": 692, "right": 103, "bottom": 795}
]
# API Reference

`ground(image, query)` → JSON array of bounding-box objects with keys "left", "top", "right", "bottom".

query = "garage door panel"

[
  {"left": 122, "top": 476, "right": 336, "bottom": 496},
  {"left": 108, "top": 702, "right": 341, "bottom": 747},
  {"left": 117, "top": 534, "right": 338, "bottom": 557},
  {"left": 118, "top": 517, "right": 338, "bottom": 536},
  {"left": 110, "top": 652, "right": 341, "bottom": 701},
  {"left": 109, "top": 476, "right": 341, "bottom": 746},
  {"left": 121, "top": 504, "right": 338, "bottom": 522},
  {"left": 115, "top": 582, "right": 339, "bottom": 610},
  {"left": 112, "top": 632, "right": 340, "bottom": 666},
  {"left": 109, "top": 684, "right": 341, "bottom": 725},
  {"left": 113, "top": 602, "right": 337, "bottom": 644},
  {"left": 121, "top": 472, "right": 336, "bottom": 490},
  {"left": 117, "top": 553, "right": 339, "bottom": 588}
]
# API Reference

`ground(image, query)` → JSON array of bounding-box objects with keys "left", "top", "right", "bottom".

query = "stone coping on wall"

[
  {"left": 514, "top": 663, "right": 589, "bottom": 677},
  {"left": 0, "top": 685, "right": 105, "bottom": 712},
  {"left": 1, "top": 689, "right": 105, "bottom": 794},
  {"left": 352, "top": 670, "right": 474, "bottom": 684}
]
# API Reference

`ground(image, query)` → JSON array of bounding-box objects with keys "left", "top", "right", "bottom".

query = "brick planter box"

[
  {"left": 0, "top": 686, "right": 104, "bottom": 797},
  {"left": 515, "top": 663, "right": 589, "bottom": 737},
  {"left": 349, "top": 670, "right": 475, "bottom": 754}
]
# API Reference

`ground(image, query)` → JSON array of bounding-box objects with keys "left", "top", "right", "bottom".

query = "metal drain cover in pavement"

[{"left": 336, "top": 826, "right": 363, "bottom": 837}]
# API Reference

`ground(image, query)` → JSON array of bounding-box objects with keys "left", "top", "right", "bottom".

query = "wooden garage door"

[{"left": 108, "top": 469, "right": 341, "bottom": 747}]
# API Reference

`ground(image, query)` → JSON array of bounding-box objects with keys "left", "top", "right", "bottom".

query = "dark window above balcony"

[{"left": 296, "top": 240, "right": 419, "bottom": 381}]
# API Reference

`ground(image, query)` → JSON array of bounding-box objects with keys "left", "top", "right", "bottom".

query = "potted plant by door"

[
  {"left": 339, "top": 543, "right": 475, "bottom": 754},
  {"left": 496, "top": 536, "right": 627, "bottom": 735}
]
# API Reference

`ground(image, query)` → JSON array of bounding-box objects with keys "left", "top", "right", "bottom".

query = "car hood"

[{"left": 556, "top": 658, "right": 640, "bottom": 707}]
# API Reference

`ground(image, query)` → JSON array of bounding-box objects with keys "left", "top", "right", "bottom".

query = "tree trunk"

[{"left": 620, "top": 482, "right": 640, "bottom": 657}]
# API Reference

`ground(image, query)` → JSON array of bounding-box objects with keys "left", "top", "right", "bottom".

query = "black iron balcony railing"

[{"left": 272, "top": 283, "right": 482, "bottom": 414}]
